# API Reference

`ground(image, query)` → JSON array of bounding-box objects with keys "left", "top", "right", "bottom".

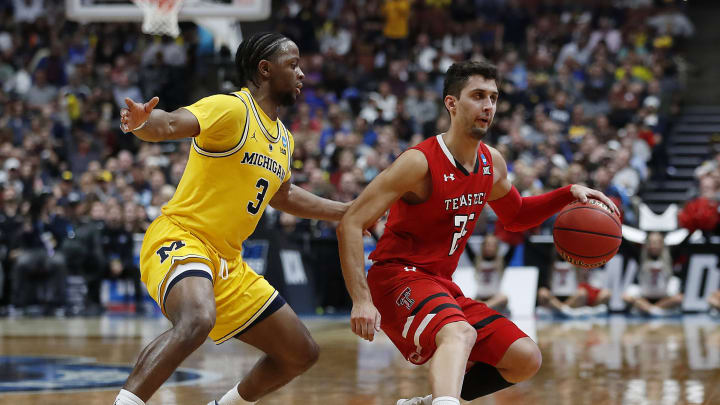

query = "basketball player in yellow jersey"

[{"left": 115, "top": 33, "right": 345, "bottom": 405}]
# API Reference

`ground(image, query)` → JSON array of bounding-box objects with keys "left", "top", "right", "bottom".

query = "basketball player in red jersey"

[{"left": 337, "top": 61, "right": 618, "bottom": 405}]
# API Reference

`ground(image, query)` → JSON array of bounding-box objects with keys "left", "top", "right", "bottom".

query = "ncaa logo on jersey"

[
  {"left": 480, "top": 153, "right": 488, "bottom": 166},
  {"left": 480, "top": 153, "right": 491, "bottom": 175},
  {"left": 396, "top": 287, "right": 415, "bottom": 310},
  {"left": 280, "top": 134, "right": 288, "bottom": 155}
]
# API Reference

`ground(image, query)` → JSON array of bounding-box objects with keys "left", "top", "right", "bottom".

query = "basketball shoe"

[{"left": 397, "top": 394, "right": 432, "bottom": 405}]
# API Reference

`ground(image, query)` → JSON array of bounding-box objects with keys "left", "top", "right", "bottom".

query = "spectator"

[
  {"left": 65, "top": 200, "right": 106, "bottom": 314},
  {"left": 611, "top": 148, "right": 641, "bottom": 197},
  {"left": 381, "top": 0, "right": 411, "bottom": 57},
  {"left": 473, "top": 235, "right": 508, "bottom": 312},
  {"left": 678, "top": 176, "right": 719, "bottom": 234},
  {"left": 592, "top": 166, "right": 632, "bottom": 224},
  {"left": 25, "top": 70, "right": 58, "bottom": 111},
  {"left": 555, "top": 30, "right": 595, "bottom": 71},
  {"left": 101, "top": 203, "right": 143, "bottom": 313},
  {"left": 369, "top": 81, "right": 398, "bottom": 123},
  {"left": 10, "top": 193, "right": 68, "bottom": 315},
  {"left": 647, "top": 6, "right": 695, "bottom": 37},
  {"left": 537, "top": 259, "right": 610, "bottom": 317},
  {"left": 12, "top": 0, "right": 44, "bottom": 23},
  {"left": 318, "top": 21, "right": 352, "bottom": 56},
  {"left": 0, "top": 187, "right": 23, "bottom": 307},
  {"left": 623, "top": 232, "right": 683, "bottom": 316}
]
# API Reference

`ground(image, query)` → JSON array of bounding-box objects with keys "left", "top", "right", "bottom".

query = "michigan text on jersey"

[{"left": 241, "top": 152, "right": 287, "bottom": 181}]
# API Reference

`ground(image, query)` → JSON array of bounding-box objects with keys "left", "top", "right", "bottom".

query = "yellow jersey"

[
  {"left": 161, "top": 88, "right": 294, "bottom": 259},
  {"left": 382, "top": 0, "right": 410, "bottom": 39}
]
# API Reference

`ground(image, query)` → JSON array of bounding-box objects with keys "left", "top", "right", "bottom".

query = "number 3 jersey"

[
  {"left": 369, "top": 134, "right": 494, "bottom": 279},
  {"left": 161, "top": 88, "right": 294, "bottom": 259}
]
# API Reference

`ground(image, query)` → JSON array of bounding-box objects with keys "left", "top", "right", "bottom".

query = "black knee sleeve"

[{"left": 460, "top": 362, "right": 514, "bottom": 401}]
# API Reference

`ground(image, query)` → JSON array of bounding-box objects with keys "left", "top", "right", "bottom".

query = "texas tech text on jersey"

[{"left": 444, "top": 192, "right": 486, "bottom": 211}]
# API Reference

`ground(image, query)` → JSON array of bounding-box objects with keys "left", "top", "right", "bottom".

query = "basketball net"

[{"left": 132, "top": 0, "right": 184, "bottom": 37}]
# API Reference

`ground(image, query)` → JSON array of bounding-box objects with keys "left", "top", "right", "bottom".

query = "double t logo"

[{"left": 396, "top": 287, "right": 415, "bottom": 310}]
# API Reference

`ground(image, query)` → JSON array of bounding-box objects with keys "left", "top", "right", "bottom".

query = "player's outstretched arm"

[
  {"left": 120, "top": 97, "right": 200, "bottom": 142},
  {"left": 336, "top": 149, "right": 429, "bottom": 342},
  {"left": 487, "top": 146, "right": 619, "bottom": 232},
  {"left": 269, "top": 181, "right": 348, "bottom": 222}
]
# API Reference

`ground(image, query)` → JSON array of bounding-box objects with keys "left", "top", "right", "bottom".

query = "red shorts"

[
  {"left": 367, "top": 262, "right": 527, "bottom": 365},
  {"left": 578, "top": 282, "right": 601, "bottom": 306}
]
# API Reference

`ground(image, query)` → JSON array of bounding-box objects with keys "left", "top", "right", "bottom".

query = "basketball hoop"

[{"left": 132, "top": 0, "right": 184, "bottom": 37}]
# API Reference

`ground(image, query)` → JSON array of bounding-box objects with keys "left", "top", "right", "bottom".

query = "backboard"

[{"left": 65, "top": 0, "right": 270, "bottom": 22}]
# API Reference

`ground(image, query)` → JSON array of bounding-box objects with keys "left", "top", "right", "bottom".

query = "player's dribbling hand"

[
  {"left": 120, "top": 96, "right": 159, "bottom": 133},
  {"left": 570, "top": 184, "right": 620, "bottom": 215},
  {"left": 351, "top": 300, "right": 381, "bottom": 341}
]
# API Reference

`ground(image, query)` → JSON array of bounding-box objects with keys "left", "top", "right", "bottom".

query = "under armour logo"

[
  {"left": 396, "top": 287, "right": 415, "bottom": 310},
  {"left": 444, "top": 174, "right": 455, "bottom": 181},
  {"left": 404, "top": 266, "right": 416, "bottom": 272},
  {"left": 483, "top": 166, "right": 491, "bottom": 175}
]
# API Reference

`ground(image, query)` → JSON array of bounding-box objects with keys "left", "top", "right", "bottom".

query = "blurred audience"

[{"left": 0, "top": 0, "right": 693, "bottom": 315}]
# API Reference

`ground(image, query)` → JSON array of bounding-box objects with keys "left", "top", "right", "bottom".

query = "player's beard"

[
  {"left": 469, "top": 114, "right": 493, "bottom": 140},
  {"left": 470, "top": 124, "right": 489, "bottom": 140},
  {"left": 278, "top": 89, "right": 296, "bottom": 106}
]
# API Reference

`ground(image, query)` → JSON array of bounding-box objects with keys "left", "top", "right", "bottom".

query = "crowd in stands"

[{"left": 0, "top": 0, "right": 701, "bottom": 315}]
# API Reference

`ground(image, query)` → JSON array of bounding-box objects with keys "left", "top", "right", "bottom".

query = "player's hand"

[
  {"left": 570, "top": 184, "right": 620, "bottom": 215},
  {"left": 350, "top": 300, "right": 381, "bottom": 341},
  {"left": 120, "top": 96, "right": 159, "bottom": 133}
]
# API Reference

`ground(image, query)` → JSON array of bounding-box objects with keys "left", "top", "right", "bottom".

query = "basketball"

[{"left": 553, "top": 199, "right": 622, "bottom": 269}]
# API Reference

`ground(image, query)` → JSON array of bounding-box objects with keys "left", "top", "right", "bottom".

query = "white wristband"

[{"left": 115, "top": 389, "right": 145, "bottom": 405}]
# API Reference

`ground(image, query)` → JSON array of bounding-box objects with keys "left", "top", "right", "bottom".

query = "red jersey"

[{"left": 369, "top": 135, "right": 494, "bottom": 279}]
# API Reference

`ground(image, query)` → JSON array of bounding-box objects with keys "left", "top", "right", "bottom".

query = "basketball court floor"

[{"left": 0, "top": 314, "right": 719, "bottom": 405}]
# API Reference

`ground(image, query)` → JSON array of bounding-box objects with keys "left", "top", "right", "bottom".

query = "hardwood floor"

[{"left": 0, "top": 315, "right": 718, "bottom": 404}]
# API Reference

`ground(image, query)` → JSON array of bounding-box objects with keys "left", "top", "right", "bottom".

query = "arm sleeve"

[
  {"left": 489, "top": 185, "right": 575, "bottom": 232},
  {"left": 183, "top": 94, "right": 247, "bottom": 152}
]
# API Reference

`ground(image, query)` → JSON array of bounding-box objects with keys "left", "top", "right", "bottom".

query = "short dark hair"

[
  {"left": 442, "top": 60, "right": 499, "bottom": 99},
  {"left": 235, "top": 32, "right": 291, "bottom": 87}
]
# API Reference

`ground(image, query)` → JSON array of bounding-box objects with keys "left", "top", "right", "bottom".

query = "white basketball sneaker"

[
  {"left": 396, "top": 394, "right": 432, "bottom": 405},
  {"left": 206, "top": 401, "right": 219, "bottom": 405}
]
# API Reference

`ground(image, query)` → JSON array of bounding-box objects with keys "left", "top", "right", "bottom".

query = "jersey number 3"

[
  {"left": 247, "top": 178, "right": 269, "bottom": 215},
  {"left": 449, "top": 213, "right": 475, "bottom": 255}
]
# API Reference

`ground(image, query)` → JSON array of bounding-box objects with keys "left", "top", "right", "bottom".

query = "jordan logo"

[
  {"left": 250, "top": 132, "right": 258, "bottom": 142},
  {"left": 443, "top": 174, "right": 455, "bottom": 182},
  {"left": 396, "top": 287, "right": 415, "bottom": 310}
]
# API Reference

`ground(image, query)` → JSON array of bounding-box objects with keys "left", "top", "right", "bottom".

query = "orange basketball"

[{"left": 552, "top": 199, "right": 622, "bottom": 269}]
